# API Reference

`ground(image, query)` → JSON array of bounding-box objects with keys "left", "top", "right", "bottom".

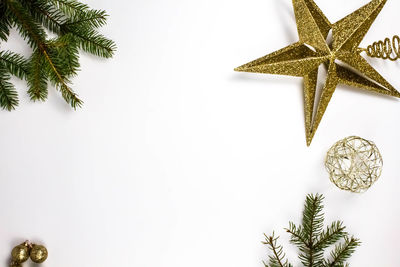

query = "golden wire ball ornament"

[
  {"left": 325, "top": 136, "right": 383, "bottom": 193},
  {"left": 10, "top": 241, "right": 48, "bottom": 267}
]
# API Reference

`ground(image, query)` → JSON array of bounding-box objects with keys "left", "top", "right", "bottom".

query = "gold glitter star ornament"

[{"left": 235, "top": 0, "right": 400, "bottom": 146}]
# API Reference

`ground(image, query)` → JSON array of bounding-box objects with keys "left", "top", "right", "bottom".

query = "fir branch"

[
  {"left": 58, "top": 82, "right": 82, "bottom": 109},
  {"left": 263, "top": 194, "right": 360, "bottom": 267},
  {"left": 314, "top": 221, "right": 347, "bottom": 251},
  {"left": 286, "top": 222, "right": 311, "bottom": 267},
  {"left": 4, "top": 0, "right": 47, "bottom": 49},
  {"left": 324, "top": 237, "right": 361, "bottom": 267},
  {"left": 263, "top": 233, "right": 292, "bottom": 267},
  {"left": 20, "top": 0, "right": 65, "bottom": 34},
  {"left": 286, "top": 222, "right": 307, "bottom": 247},
  {"left": 0, "top": 0, "right": 114, "bottom": 110},
  {"left": 300, "top": 194, "right": 325, "bottom": 266},
  {"left": 0, "top": 50, "right": 29, "bottom": 79},
  {"left": 47, "top": 34, "right": 80, "bottom": 77},
  {"left": 27, "top": 50, "right": 48, "bottom": 101},
  {"left": 48, "top": 0, "right": 89, "bottom": 16},
  {"left": 68, "top": 26, "right": 116, "bottom": 58},
  {"left": 7, "top": 0, "right": 82, "bottom": 107},
  {"left": 64, "top": 9, "right": 108, "bottom": 28},
  {"left": 42, "top": 48, "right": 82, "bottom": 108},
  {"left": 302, "top": 194, "right": 325, "bottom": 244},
  {"left": 0, "top": 67, "right": 18, "bottom": 110},
  {"left": 0, "top": 3, "right": 12, "bottom": 41}
]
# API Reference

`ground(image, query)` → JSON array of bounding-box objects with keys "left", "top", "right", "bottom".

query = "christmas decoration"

[
  {"left": 30, "top": 244, "right": 48, "bottom": 263},
  {"left": 235, "top": 0, "right": 400, "bottom": 146},
  {"left": 0, "top": 0, "right": 116, "bottom": 110},
  {"left": 263, "top": 194, "right": 360, "bottom": 267},
  {"left": 11, "top": 244, "right": 29, "bottom": 264},
  {"left": 364, "top": 35, "right": 400, "bottom": 60},
  {"left": 325, "top": 136, "right": 383, "bottom": 193},
  {"left": 10, "top": 241, "right": 48, "bottom": 267}
]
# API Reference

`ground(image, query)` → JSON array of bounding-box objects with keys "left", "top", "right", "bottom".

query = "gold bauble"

[
  {"left": 10, "top": 261, "right": 23, "bottom": 267},
  {"left": 30, "top": 244, "right": 48, "bottom": 263},
  {"left": 11, "top": 244, "right": 29, "bottom": 263}
]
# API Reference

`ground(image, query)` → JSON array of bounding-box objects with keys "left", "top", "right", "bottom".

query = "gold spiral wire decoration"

[{"left": 363, "top": 35, "right": 400, "bottom": 61}]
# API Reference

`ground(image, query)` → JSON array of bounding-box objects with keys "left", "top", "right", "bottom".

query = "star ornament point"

[{"left": 235, "top": 0, "right": 400, "bottom": 146}]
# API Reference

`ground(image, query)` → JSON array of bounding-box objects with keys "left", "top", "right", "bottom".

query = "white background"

[{"left": 1, "top": 0, "right": 400, "bottom": 266}]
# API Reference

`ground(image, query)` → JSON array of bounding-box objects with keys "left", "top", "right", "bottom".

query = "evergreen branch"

[
  {"left": 64, "top": 9, "right": 108, "bottom": 28},
  {"left": 20, "top": 0, "right": 65, "bottom": 34},
  {"left": 0, "top": 0, "right": 114, "bottom": 109},
  {"left": 262, "top": 194, "right": 359, "bottom": 267},
  {"left": 0, "top": 17, "right": 11, "bottom": 41},
  {"left": 48, "top": 0, "right": 89, "bottom": 16},
  {"left": 42, "top": 48, "right": 82, "bottom": 108},
  {"left": 324, "top": 237, "right": 361, "bottom": 267},
  {"left": 297, "top": 194, "right": 325, "bottom": 266},
  {"left": 58, "top": 82, "right": 82, "bottom": 109},
  {"left": 0, "top": 67, "right": 18, "bottom": 110},
  {"left": 0, "top": 4, "right": 12, "bottom": 41},
  {"left": 314, "top": 221, "right": 347, "bottom": 251},
  {"left": 286, "top": 222, "right": 308, "bottom": 247},
  {"left": 0, "top": 50, "right": 29, "bottom": 79},
  {"left": 6, "top": 0, "right": 79, "bottom": 106},
  {"left": 47, "top": 34, "right": 80, "bottom": 77},
  {"left": 69, "top": 26, "right": 116, "bottom": 58},
  {"left": 286, "top": 222, "right": 312, "bottom": 267},
  {"left": 302, "top": 194, "right": 325, "bottom": 244},
  {"left": 4, "top": 0, "right": 47, "bottom": 48},
  {"left": 263, "top": 233, "right": 292, "bottom": 267},
  {"left": 27, "top": 50, "right": 48, "bottom": 101}
]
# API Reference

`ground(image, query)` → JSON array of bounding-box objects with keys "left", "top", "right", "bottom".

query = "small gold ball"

[
  {"left": 30, "top": 245, "right": 48, "bottom": 263},
  {"left": 10, "top": 261, "right": 23, "bottom": 267},
  {"left": 11, "top": 245, "right": 29, "bottom": 263}
]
